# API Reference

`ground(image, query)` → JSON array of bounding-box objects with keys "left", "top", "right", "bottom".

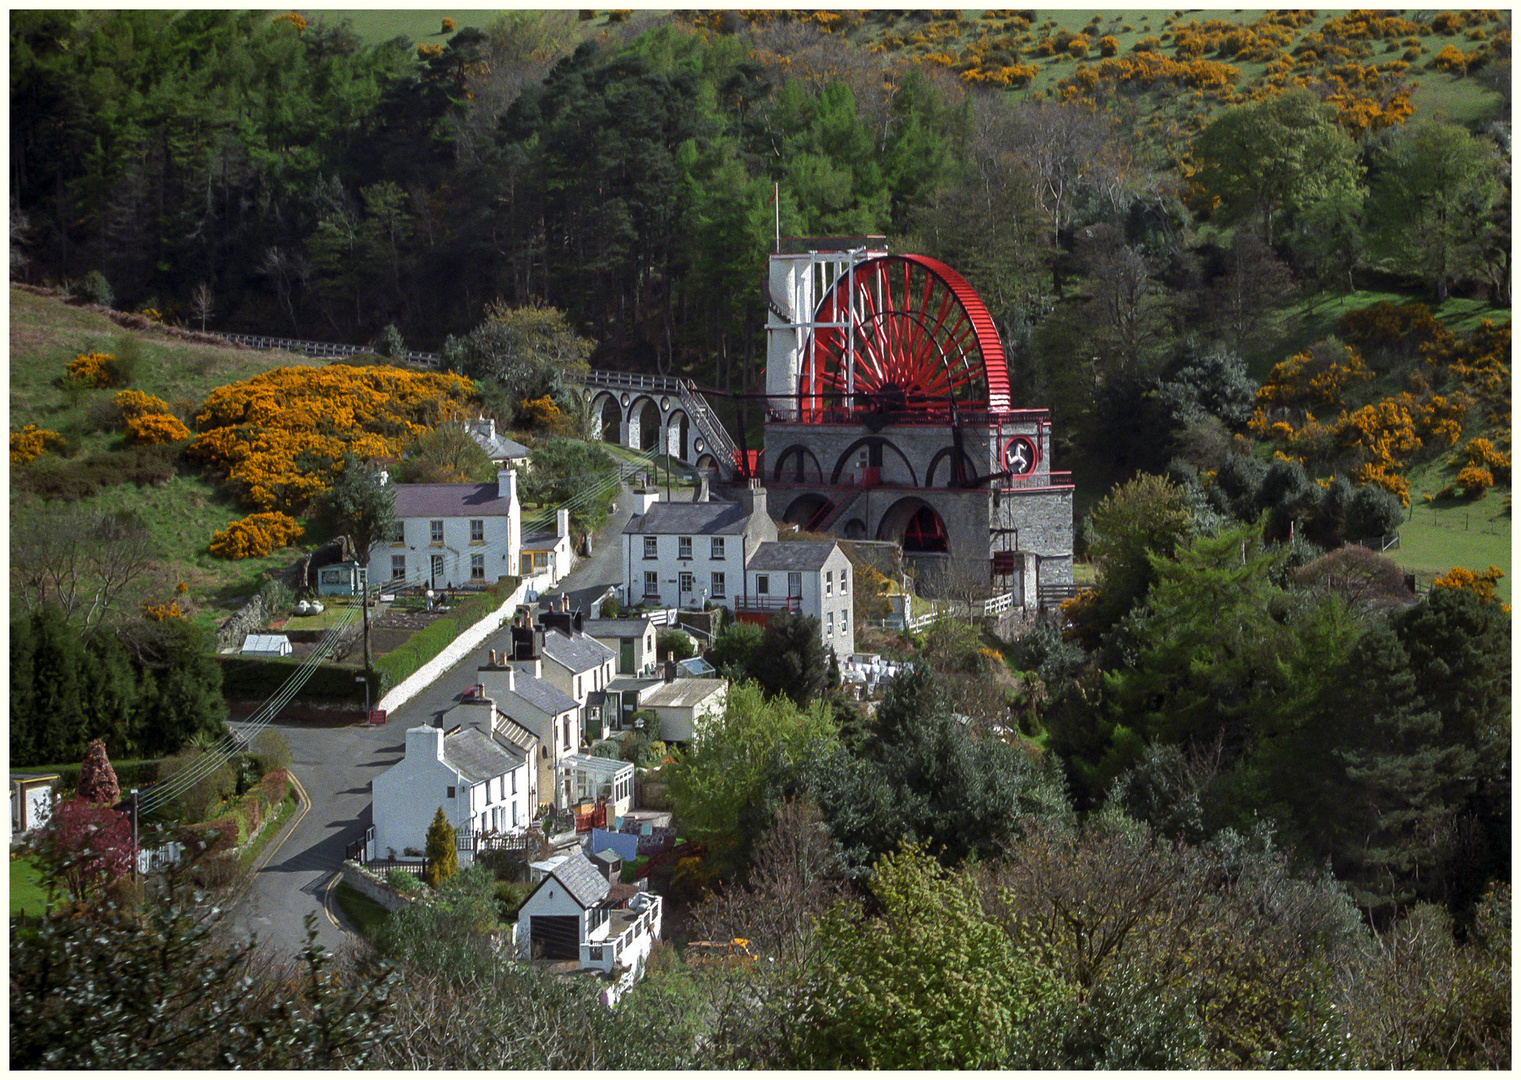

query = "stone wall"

[{"left": 340, "top": 861, "right": 413, "bottom": 912}]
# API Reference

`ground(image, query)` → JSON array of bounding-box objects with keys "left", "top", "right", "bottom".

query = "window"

[
  {"left": 826, "top": 570, "right": 833, "bottom": 596},
  {"left": 563, "top": 716, "right": 571, "bottom": 751},
  {"left": 756, "top": 574, "right": 769, "bottom": 595},
  {"left": 470, "top": 519, "right": 484, "bottom": 543},
  {"left": 576, "top": 675, "right": 582, "bottom": 698},
  {"left": 827, "top": 611, "right": 834, "bottom": 636},
  {"left": 387, "top": 521, "right": 405, "bottom": 543},
  {"left": 391, "top": 554, "right": 406, "bottom": 580},
  {"left": 643, "top": 536, "right": 658, "bottom": 559},
  {"left": 841, "top": 569, "right": 848, "bottom": 593},
  {"left": 710, "top": 572, "right": 725, "bottom": 599},
  {"left": 470, "top": 554, "right": 485, "bottom": 580},
  {"left": 511, "top": 802, "right": 518, "bottom": 826},
  {"left": 520, "top": 550, "right": 549, "bottom": 576},
  {"left": 644, "top": 570, "right": 659, "bottom": 597},
  {"left": 511, "top": 771, "right": 517, "bottom": 795},
  {"left": 320, "top": 567, "right": 341, "bottom": 585},
  {"left": 710, "top": 537, "right": 725, "bottom": 559},
  {"left": 678, "top": 536, "right": 692, "bottom": 559},
  {"left": 788, "top": 572, "right": 802, "bottom": 597},
  {"left": 679, "top": 571, "right": 693, "bottom": 594},
  {"left": 430, "top": 520, "right": 444, "bottom": 544},
  {"left": 446, "top": 785, "right": 456, "bottom": 800}
]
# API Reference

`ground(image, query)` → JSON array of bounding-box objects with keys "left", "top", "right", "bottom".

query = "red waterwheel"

[{"left": 797, "top": 254, "right": 1010, "bottom": 421}]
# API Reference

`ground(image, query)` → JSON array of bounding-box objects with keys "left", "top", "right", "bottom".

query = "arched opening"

[
  {"left": 693, "top": 453, "right": 720, "bottom": 475},
  {"left": 842, "top": 517, "right": 867, "bottom": 539},
  {"left": 771, "top": 444, "right": 825, "bottom": 483},
  {"left": 665, "top": 410, "right": 690, "bottom": 462},
  {"left": 925, "top": 446, "right": 980, "bottom": 488},
  {"left": 782, "top": 493, "right": 832, "bottom": 531},
  {"left": 877, "top": 497, "right": 950, "bottom": 554},
  {"left": 633, "top": 398, "right": 661, "bottom": 453},
  {"left": 595, "top": 394, "right": 621, "bottom": 443},
  {"left": 830, "top": 436, "right": 918, "bottom": 487}
]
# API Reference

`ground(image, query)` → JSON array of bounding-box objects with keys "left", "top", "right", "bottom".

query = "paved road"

[{"left": 226, "top": 485, "right": 643, "bottom": 964}]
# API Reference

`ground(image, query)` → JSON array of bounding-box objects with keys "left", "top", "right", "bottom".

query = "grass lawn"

[
  {"left": 10, "top": 857, "right": 55, "bottom": 921},
  {"left": 333, "top": 882, "right": 391, "bottom": 939}
]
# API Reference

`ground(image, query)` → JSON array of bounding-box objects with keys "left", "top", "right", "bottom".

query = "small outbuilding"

[{"left": 240, "top": 633, "right": 292, "bottom": 657}]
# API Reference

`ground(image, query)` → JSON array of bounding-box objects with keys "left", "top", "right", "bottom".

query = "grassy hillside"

[{"left": 10, "top": 287, "right": 332, "bottom": 631}]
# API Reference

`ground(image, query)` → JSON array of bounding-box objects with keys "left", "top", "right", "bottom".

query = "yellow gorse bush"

[
  {"left": 189, "top": 365, "right": 475, "bottom": 513},
  {"left": 209, "top": 511, "right": 306, "bottom": 560},
  {"left": 11, "top": 424, "right": 66, "bottom": 465},
  {"left": 66, "top": 351, "right": 123, "bottom": 388}
]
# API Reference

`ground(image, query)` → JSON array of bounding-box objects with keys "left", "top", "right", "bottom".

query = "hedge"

[
  {"left": 373, "top": 577, "right": 521, "bottom": 691},
  {"left": 41, "top": 758, "right": 162, "bottom": 795},
  {"left": 217, "top": 656, "right": 375, "bottom": 702}
]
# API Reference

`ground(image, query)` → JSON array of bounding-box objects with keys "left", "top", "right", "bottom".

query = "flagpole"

[{"left": 774, "top": 182, "right": 780, "bottom": 253}]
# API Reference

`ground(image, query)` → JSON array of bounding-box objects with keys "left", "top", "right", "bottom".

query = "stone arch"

[
  {"left": 925, "top": 446, "right": 980, "bottom": 488},
  {"left": 771, "top": 443, "right": 826, "bottom": 483},
  {"left": 592, "top": 391, "right": 622, "bottom": 444},
  {"left": 829, "top": 436, "right": 918, "bottom": 487},
  {"left": 876, "top": 496, "right": 950, "bottom": 554},
  {"left": 664, "top": 409, "right": 691, "bottom": 462},
  {"left": 782, "top": 492, "right": 832, "bottom": 529},
  {"left": 841, "top": 517, "right": 868, "bottom": 539},
  {"left": 693, "top": 452, "right": 720, "bottom": 474},
  {"left": 630, "top": 396, "right": 661, "bottom": 453}
]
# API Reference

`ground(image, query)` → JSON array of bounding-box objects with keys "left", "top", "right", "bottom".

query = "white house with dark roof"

[
  {"left": 463, "top": 415, "right": 532, "bottom": 468},
  {"left": 515, "top": 848, "right": 663, "bottom": 976},
  {"left": 738, "top": 540, "right": 855, "bottom": 662},
  {"left": 621, "top": 479, "right": 777, "bottom": 610},
  {"left": 473, "top": 657, "right": 581, "bottom": 812},
  {"left": 371, "top": 706, "right": 536, "bottom": 860},
  {"left": 368, "top": 468, "right": 522, "bottom": 591}
]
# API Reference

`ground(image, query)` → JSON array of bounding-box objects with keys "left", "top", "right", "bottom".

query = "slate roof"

[
  {"left": 440, "top": 726, "right": 525, "bottom": 784},
  {"left": 643, "top": 678, "right": 726, "bottom": 709},
  {"left": 623, "top": 500, "right": 755, "bottom": 536},
  {"left": 747, "top": 540, "right": 842, "bottom": 572},
  {"left": 393, "top": 482, "right": 514, "bottom": 519},
  {"left": 506, "top": 669, "right": 578, "bottom": 716},
  {"left": 607, "top": 676, "right": 661, "bottom": 695},
  {"left": 476, "top": 430, "right": 530, "bottom": 462},
  {"left": 542, "top": 629, "right": 614, "bottom": 675},
  {"left": 581, "top": 617, "right": 653, "bottom": 639},
  {"left": 548, "top": 849, "right": 613, "bottom": 909}
]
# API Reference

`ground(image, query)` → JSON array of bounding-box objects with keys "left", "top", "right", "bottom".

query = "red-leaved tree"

[
  {"left": 34, "top": 797, "right": 135, "bottom": 901},
  {"left": 76, "top": 739, "right": 121, "bottom": 805}
]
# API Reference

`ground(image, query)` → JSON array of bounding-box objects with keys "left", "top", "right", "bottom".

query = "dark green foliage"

[
  {"left": 319, "top": 453, "right": 396, "bottom": 564},
  {"left": 72, "top": 269, "right": 114, "bottom": 307},
  {"left": 10, "top": 606, "right": 225, "bottom": 767},
  {"left": 655, "top": 628, "right": 696, "bottom": 663},
  {"left": 795, "top": 667, "right": 1070, "bottom": 878},
  {"left": 11, "top": 443, "right": 180, "bottom": 501},
  {"left": 10, "top": 878, "right": 395, "bottom": 1068},
  {"left": 519, "top": 438, "right": 613, "bottom": 535},
  {"left": 705, "top": 619, "right": 763, "bottom": 679},
  {"left": 748, "top": 612, "right": 833, "bottom": 707}
]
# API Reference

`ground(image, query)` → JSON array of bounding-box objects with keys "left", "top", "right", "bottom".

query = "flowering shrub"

[
  {"left": 1456, "top": 437, "right": 1511, "bottom": 484},
  {"left": 272, "top": 11, "right": 306, "bottom": 32},
  {"left": 1452, "top": 464, "right": 1494, "bottom": 499},
  {"left": 209, "top": 511, "right": 306, "bottom": 560},
  {"left": 441, "top": 16, "right": 455, "bottom": 32},
  {"left": 1432, "top": 565, "right": 1508, "bottom": 608},
  {"left": 125, "top": 412, "right": 192, "bottom": 446},
  {"left": 113, "top": 389, "right": 170, "bottom": 419},
  {"left": 1338, "top": 301, "right": 1451, "bottom": 353},
  {"left": 11, "top": 424, "right": 65, "bottom": 465},
  {"left": 143, "top": 601, "right": 184, "bottom": 621},
  {"left": 418, "top": 42, "right": 443, "bottom": 59},
  {"left": 1431, "top": 43, "right": 1467, "bottom": 72},
  {"left": 65, "top": 351, "right": 123, "bottom": 388},
  {"left": 517, "top": 394, "right": 563, "bottom": 432},
  {"left": 189, "top": 365, "right": 475, "bottom": 512},
  {"left": 1256, "top": 342, "right": 1372, "bottom": 408}
]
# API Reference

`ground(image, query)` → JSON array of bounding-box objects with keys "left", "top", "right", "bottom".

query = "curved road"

[{"left": 226, "top": 484, "right": 642, "bottom": 963}]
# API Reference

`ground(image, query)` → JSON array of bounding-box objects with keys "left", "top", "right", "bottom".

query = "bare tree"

[
  {"left": 190, "top": 281, "right": 215, "bottom": 332},
  {"left": 12, "top": 509, "right": 158, "bottom": 635}
]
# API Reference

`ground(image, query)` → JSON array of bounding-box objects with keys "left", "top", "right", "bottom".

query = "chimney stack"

[{"left": 664, "top": 651, "right": 677, "bottom": 682}]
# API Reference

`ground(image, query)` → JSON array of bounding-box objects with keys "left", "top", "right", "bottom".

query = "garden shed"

[{"left": 240, "top": 633, "right": 293, "bottom": 657}]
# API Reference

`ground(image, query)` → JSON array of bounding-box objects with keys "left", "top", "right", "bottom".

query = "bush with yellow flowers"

[
  {"left": 189, "top": 365, "right": 475, "bottom": 513},
  {"left": 65, "top": 352, "right": 124, "bottom": 388},
  {"left": 11, "top": 424, "right": 66, "bottom": 465},
  {"left": 1432, "top": 564, "right": 1508, "bottom": 610},
  {"left": 209, "top": 511, "right": 306, "bottom": 560},
  {"left": 143, "top": 602, "right": 185, "bottom": 621},
  {"left": 125, "top": 412, "right": 193, "bottom": 446}
]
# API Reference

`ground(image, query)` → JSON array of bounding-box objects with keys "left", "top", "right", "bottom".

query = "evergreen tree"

[{"left": 424, "top": 807, "right": 458, "bottom": 887}]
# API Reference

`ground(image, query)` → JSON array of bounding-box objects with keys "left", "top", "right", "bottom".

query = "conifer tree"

[{"left": 424, "top": 807, "right": 458, "bottom": 887}]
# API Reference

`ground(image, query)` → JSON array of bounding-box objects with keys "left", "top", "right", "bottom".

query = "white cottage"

[
  {"left": 371, "top": 707, "right": 537, "bottom": 860},
  {"left": 621, "top": 480, "right": 776, "bottom": 611},
  {"left": 736, "top": 539, "right": 856, "bottom": 662},
  {"left": 515, "top": 848, "right": 663, "bottom": 976},
  {"left": 368, "top": 468, "right": 521, "bottom": 591}
]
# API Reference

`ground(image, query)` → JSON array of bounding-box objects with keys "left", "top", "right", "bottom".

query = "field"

[{"left": 10, "top": 857, "right": 54, "bottom": 921}]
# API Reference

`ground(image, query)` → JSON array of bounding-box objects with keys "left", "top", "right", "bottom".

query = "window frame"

[
  {"left": 678, "top": 536, "right": 692, "bottom": 560},
  {"left": 470, "top": 553, "right": 485, "bottom": 580},
  {"left": 643, "top": 536, "right": 658, "bottom": 559},
  {"left": 710, "top": 536, "right": 725, "bottom": 560},
  {"left": 390, "top": 554, "right": 407, "bottom": 580},
  {"left": 710, "top": 571, "right": 725, "bottom": 599},
  {"left": 469, "top": 518, "right": 484, "bottom": 543},
  {"left": 429, "top": 519, "right": 444, "bottom": 544}
]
